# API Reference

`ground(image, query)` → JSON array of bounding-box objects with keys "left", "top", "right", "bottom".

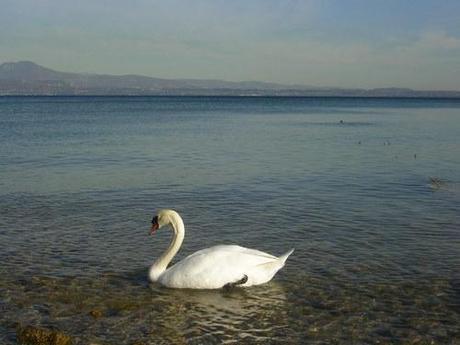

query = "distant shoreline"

[{"left": 2, "top": 61, "right": 460, "bottom": 99}]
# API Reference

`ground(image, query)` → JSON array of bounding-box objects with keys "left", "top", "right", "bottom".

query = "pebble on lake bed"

[
  {"left": 16, "top": 325, "right": 72, "bottom": 345},
  {"left": 89, "top": 309, "right": 104, "bottom": 319}
]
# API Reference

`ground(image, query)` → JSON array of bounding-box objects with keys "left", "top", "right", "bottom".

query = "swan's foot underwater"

[{"left": 223, "top": 274, "right": 248, "bottom": 290}]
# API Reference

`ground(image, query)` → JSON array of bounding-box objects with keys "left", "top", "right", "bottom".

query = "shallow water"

[{"left": 1, "top": 96, "right": 459, "bottom": 344}]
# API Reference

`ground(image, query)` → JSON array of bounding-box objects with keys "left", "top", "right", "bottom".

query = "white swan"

[{"left": 148, "top": 209, "right": 294, "bottom": 289}]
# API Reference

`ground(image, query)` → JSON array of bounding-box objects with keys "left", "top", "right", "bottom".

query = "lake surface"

[{"left": 1, "top": 96, "right": 459, "bottom": 344}]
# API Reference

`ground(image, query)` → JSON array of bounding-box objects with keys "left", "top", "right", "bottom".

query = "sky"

[{"left": 1, "top": 0, "right": 460, "bottom": 90}]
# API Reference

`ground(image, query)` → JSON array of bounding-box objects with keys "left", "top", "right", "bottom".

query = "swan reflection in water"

[{"left": 145, "top": 280, "right": 291, "bottom": 343}]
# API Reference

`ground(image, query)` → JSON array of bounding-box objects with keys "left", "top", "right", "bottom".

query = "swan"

[{"left": 148, "top": 209, "right": 294, "bottom": 289}]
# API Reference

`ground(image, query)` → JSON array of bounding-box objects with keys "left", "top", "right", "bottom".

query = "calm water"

[{"left": 1, "top": 96, "right": 459, "bottom": 344}]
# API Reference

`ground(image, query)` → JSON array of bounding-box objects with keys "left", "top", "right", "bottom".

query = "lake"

[{"left": 1, "top": 96, "right": 459, "bottom": 344}]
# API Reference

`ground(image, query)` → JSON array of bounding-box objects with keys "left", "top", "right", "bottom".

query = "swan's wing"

[
  {"left": 159, "top": 245, "right": 279, "bottom": 289},
  {"left": 188, "top": 245, "right": 278, "bottom": 260}
]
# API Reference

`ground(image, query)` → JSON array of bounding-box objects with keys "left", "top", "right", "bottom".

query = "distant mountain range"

[{"left": 1, "top": 61, "right": 459, "bottom": 97}]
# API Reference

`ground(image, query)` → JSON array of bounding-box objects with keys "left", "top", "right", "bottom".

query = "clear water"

[{"left": 1, "top": 96, "right": 459, "bottom": 344}]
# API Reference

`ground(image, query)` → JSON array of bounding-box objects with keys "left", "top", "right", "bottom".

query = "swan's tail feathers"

[
  {"left": 278, "top": 248, "right": 294, "bottom": 266},
  {"left": 251, "top": 248, "right": 294, "bottom": 284}
]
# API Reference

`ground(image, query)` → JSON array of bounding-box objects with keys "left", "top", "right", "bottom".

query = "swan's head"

[{"left": 150, "top": 209, "right": 180, "bottom": 235}]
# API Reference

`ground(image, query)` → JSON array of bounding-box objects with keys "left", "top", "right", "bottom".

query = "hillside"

[{"left": 1, "top": 61, "right": 459, "bottom": 97}]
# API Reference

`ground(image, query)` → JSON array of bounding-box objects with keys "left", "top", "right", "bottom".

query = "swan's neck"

[{"left": 149, "top": 214, "right": 185, "bottom": 282}]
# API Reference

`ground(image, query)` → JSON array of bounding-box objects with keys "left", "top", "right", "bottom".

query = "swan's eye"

[{"left": 151, "top": 216, "right": 158, "bottom": 225}]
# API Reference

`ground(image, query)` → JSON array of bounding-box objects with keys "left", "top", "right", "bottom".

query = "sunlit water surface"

[{"left": 1, "top": 96, "right": 459, "bottom": 344}]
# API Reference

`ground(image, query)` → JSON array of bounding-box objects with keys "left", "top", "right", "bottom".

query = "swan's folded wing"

[
  {"left": 196, "top": 245, "right": 278, "bottom": 260},
  {"left": 159, "top": 245, "right": 278, "bottom": 289}
]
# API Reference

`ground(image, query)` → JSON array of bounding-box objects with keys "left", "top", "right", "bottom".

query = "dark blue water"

[{"left": 1, "top": 96, "right": 459, "bottom": 344}]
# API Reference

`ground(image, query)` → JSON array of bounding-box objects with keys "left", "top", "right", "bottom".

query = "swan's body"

[{"left": 148, "top": 209, "right": 294, "bottom": 289}]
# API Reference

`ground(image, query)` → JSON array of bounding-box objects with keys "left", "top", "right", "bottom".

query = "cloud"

[
  {"left": 1, "top": 0, "right": 459, "bottom": 89},
  {"left": 417, "top": 31, "right": 460, "bottom": 50}
]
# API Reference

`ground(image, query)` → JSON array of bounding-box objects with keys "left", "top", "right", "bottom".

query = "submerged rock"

[
  {"left": 89, "top": 309, "right": 103, "bottom": 319},
  {"left": 16, "top": 325, "right": 72, "bottom": 345}
]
